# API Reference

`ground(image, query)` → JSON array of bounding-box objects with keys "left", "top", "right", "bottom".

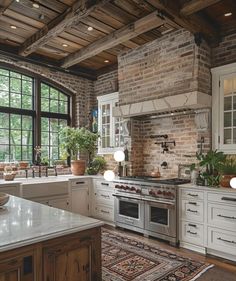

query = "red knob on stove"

[
  {"left": 149, "top": 190, "right": 153, "bottom": 195},
  {"left": 115, "top": 185, "right": 120, "bottom": 189},
  {"left": 136, "top": 189, "right": 141, "bottom": 194},
  {"left": 163, "top": 191, "right": 167, "bottom": 196},
  {"left": 125, "top": 186, "right": 130, "bottom": 190},
  {"left": 157, "top": 190, "right": 162, "bottom": 195},
  {"left": 167, "top": 191, "right": 172, "bottom": 197},
  {"left": 120, "top": 185, "right": 125, "bottom": 189},
  {"left": 131, "top": 186, "right": 136, "bottom": 191}
]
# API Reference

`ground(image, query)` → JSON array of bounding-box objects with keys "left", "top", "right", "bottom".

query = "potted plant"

[
  {"left": 196, "top": 150, "right": 226, "bottom": 187},
  {"left": 86, "top": 156, "right": 106, "bottom": 175},
  {"left": 60, "top": 127, "right": 98, "bottom": 176},
  {"left": 219, "top": 157, "right": 236, "bottom": 188}
]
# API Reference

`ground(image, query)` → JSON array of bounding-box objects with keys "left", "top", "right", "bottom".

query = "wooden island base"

[{"left": 0, "top": 226, "right": 102, "bottom": 281}]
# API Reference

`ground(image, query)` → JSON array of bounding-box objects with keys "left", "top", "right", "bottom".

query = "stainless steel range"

[{"left": 112, "top": 177, "right": 190, "bottom": 245}]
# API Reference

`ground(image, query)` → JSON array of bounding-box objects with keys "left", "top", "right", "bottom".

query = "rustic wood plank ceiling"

[{"left": 0, "top": 0, "right": 235, "bottom": 79}]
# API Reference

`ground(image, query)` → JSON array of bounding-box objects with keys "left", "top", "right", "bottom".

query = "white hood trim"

[{"left": 113, "top": 91, "right": 211, "bottom": 118}]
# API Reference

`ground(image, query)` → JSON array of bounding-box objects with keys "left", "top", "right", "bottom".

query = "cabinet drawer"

[
  {"left": 94, "top": 204, "right": 114, "bottom": 222},
  {"left": 181, "top": 199, "right": 204, "bottom": 222},
  {"left": 208, "top": 227, "right": 236, "bottom": 256},
  {"left": 207, "top": 192, "right": 236, "bottom": 205},
  {"left": 208, "top": 203, "right": 236, "bottom": 230},
  {"left": 94, "top": 180, "right": 112, "bottom": 190},
  {"left": 71, "top": 179, "right": 89, "bottom": 188},
  {"left": 181, "top": 220, "right": 204, "bottom": 246},
  {"left": 94, "top": 189, "right": 114, "bottom": 206},
  {"left": 181, "top": 189, "right": 204, "bottom": 201}
]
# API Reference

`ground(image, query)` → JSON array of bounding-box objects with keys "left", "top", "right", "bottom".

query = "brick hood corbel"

[{"left": 113, "top": 91, "right": 211, "bottom": 118}]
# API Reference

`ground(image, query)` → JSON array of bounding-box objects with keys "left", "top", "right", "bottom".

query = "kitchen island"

[{"left": 0, "top": 195, "right": 104, "bottom": 281}]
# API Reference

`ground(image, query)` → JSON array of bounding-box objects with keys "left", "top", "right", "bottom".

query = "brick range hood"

[{"left": 113, "top": 91, "right": 211, "bottom": 118}]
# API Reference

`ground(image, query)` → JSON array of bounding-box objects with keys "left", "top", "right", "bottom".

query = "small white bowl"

[{"left": 0, "top": 193, "right": 9, "bottom": 206}]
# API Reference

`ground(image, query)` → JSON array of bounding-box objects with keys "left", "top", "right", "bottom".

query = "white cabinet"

[
  {"left": 50, "top": 197, "right": 70, "bottom": 210},
  {"left": 97, "top": 92, "right": 125, "bottom": 154},
  {"left": 179, "top": 186, "right": 236, "bottom": 261},
  {"left": 212, "top": 62, "right": 236, "bottom": 153},
  {"left": 21, "top": 180, "right": 71, "bottom": 211},
  {"left": 33, "top": 196, "right": 71, "bottom": 211},
  {"left": 179, "top": 187, "right": 206, "bottom": 254},
  {"left": 91, "top": 179, "right": 114, "bottom": 223},
  {"left": 70, "top": 179, "right": 90, "bottom": 216},
  {"left": 0, "top": 183, "right": 20, "bottom": 196}
]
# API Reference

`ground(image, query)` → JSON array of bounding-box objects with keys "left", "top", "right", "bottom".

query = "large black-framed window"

[
  {"left": 40, "top": 82, "right": 70, "bottom": 163},
  {"left": 0, "top": 66, "right": 71, "bottom": 163}
]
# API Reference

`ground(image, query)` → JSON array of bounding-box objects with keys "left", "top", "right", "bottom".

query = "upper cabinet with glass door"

[
  {"left": 97, "top": 92, "right": 124, "bottom": 154},
  {"left": 212, "top": 62, "right": 236, "bottom": 153}
]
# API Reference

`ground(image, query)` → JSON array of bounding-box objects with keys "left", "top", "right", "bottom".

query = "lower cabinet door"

[
  {"left": 94, "top": 204, "right": 114, "bottom": 222},
  {"left": 71, "top": 187, "right": 89, "bottom": 216},
  {"left": 43, "top": 230, "right": 101, "bottom": 281},
  {"left": 180, "top": 220, "right": 204, "bottom": 246},
  {"left": 49, "top": 198, "right": 70, "bottom": 211},
  {"left": 207, "top": 226, "right": 236, "bottom": 256},
  {"left": 0, "top": 252, "right": 36, "bottom": 281}
]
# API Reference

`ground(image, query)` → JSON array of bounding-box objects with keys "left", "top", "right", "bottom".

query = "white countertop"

[
  {"left": 179, "top": 183, "right": 236, "bottom": 192},
  {"left": 0, "top": 196, "right": 103, "bottom": 252},
  {"left": 0, "top": 174, "right": 105, "bottom": 186}
]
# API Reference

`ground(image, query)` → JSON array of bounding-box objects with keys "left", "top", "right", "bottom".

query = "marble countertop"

[
  {"left": 0, "top": 196, "right": 103, "bottom": 252},
  {"left": 0, "top": 175, "right": 104, "bottom": 186},
  {"left": 178, "top": 183, "right": 236, "bottom": 192}
]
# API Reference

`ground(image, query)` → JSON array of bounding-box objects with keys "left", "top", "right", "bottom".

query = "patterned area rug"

[{"left": 102, "top": 229, "right": 213, "bottom": 281}]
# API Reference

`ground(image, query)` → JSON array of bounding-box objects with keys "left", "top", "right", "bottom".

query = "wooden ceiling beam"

[
  {"left": 180, "top": 0, "right": 222, "bottom": 16},
  {"left": 61, "top": 10, "right": 165, "bottom": 68},
  {"left": 146, "top": 0, "right": 218, "bottom": 43},
  {"left": 19, "top": 0, "right": 110, "bottom": 57}
]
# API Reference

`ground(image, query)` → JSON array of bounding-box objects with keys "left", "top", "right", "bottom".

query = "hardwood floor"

[{"left": 103, "top": 224, "right": 236, "bottom": 274}]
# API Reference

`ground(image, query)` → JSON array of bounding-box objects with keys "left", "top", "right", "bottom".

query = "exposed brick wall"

[
  {"left": 130, "top": 112, "right": 211, "bottom": 178},
  {"left": 118, "top": 29, "right": 211, "bottom": 105},
  {"left": 94, "top": 70, "right": 118, "bottom": 97},
  {"left": 212, "top": 33, "right": 236, "bottom": 67},
  {"left": 0, "top": 55, "right": 94, "bottom": 127}
]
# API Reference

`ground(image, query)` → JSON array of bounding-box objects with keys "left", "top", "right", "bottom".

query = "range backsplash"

[{"left": 103, "top": 112, "right": 211, "bottom": 178}]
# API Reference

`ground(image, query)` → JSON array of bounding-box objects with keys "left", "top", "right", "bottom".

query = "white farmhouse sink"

[{"left": 21, "top": 177, "right": 69, "bottom": 199}]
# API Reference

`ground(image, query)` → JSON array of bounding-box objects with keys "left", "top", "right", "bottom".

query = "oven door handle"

[
  {"left": 112, "top": 194, "right": 143, "bottom": 202},
  {"left": 144, "top": 198, "right": 175, "bottom": 208}
]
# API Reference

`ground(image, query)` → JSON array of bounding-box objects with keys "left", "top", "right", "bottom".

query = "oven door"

[
  {"left": 114, "top": 195, "right": 144, "bottom": 229},
  {"left": 145, "top": 199, "right": 176, "bottom": 238}
]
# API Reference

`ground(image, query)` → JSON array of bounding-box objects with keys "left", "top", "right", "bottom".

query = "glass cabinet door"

[
  {"left": 101, "top": 103, "right": 111, "bottom": 149},
  {"left": 221, "top": 76, "right": 236, "bottom": 147},
  {"left": 97, "top": 92, "right": 123, "bottom": 154}
]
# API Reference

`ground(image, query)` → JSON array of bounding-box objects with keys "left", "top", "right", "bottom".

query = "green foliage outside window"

[{"left": 0, "top": 68, "right": 70, "bottom": 163}]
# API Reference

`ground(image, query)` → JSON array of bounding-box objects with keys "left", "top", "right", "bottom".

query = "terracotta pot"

[
  {"left": 220, "top": 174, "right": 236, "bottom": 188},
  {"left": 70, "top": 160, "right": 86, "bottom": 176}
]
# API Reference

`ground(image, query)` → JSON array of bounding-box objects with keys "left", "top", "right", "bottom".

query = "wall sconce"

[
  {"left": 114, "top": 150, "right": 125, "bottom": 177},
  {"left": 103, "top": 150, "right": 125, "bottom": 181},
  {"left": 230, "top": 177, "right": 236, "bottom": 189},
  {"left": 104, "top": 170, "right": 115, "bottom": 181}
]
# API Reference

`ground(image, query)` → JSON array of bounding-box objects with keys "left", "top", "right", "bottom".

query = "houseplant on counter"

[
  {"left": 219, "top": 157, "right": 236, "bottom": 188},
  {"left": 194, "top": 150, "right": 226, "bottom": 187},
  {"left": 86, "top": 156, "right": 106, "bottom": 175},
  {"left": 60, "top": 127, "right": 98, "bottom": 176}
]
